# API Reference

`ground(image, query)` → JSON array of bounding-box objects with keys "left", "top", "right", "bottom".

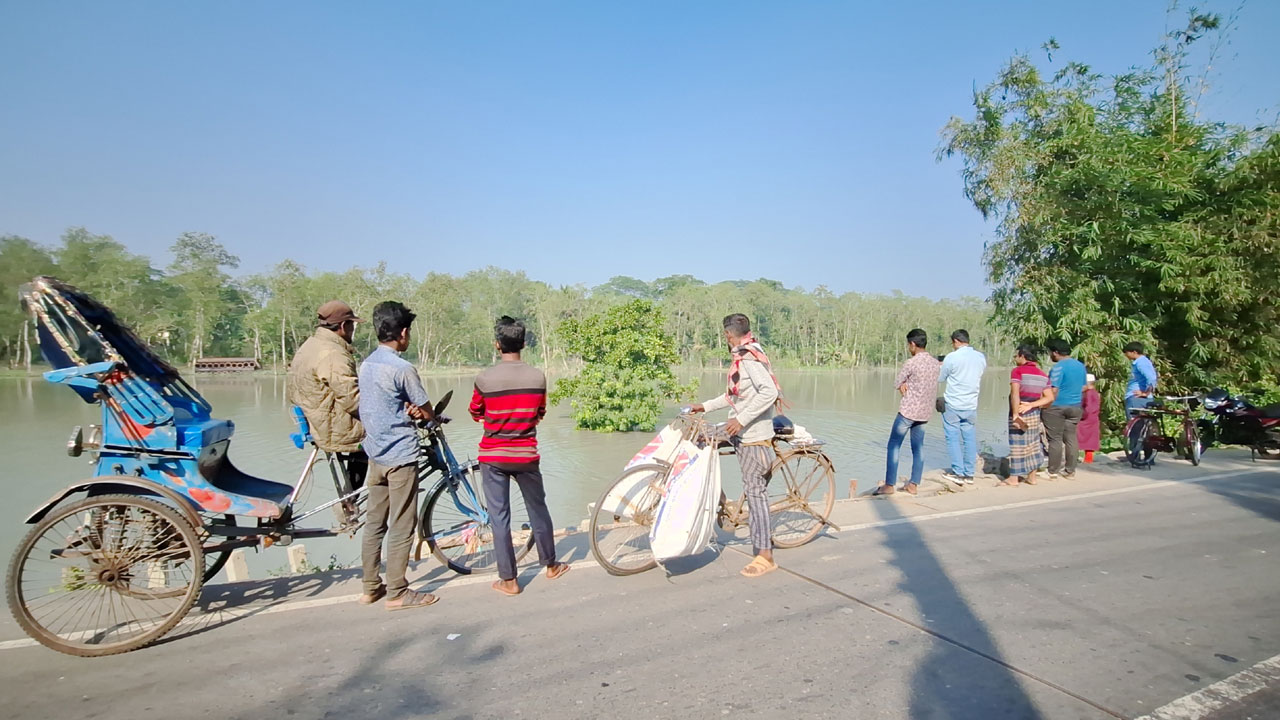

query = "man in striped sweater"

[{"left": 469, "top": 316, "right": 571, "bottom": 596}]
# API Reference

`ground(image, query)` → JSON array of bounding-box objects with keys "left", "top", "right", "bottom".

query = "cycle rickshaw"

[{"left": 6, "top": 277, "right": 529, "bottom": 656}]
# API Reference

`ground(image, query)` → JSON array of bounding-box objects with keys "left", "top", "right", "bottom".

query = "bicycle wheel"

[
  {"left": 767, "top": 448, "right": 836, "bottom": 549},
  {"left": 200, "top": 514, "right": 236, "bottom": 584},
  {"left": 1183, "top": 419, "right": 1202, "bottom": 466},
  {"left": 1125, "top": 417, "right": 1155, "bottom": 467},
  {"left": 421, "top": 461, "right": 534, "bottom": 575},
  {"left": 6, "top": 493, "right": 204, "bottom": 657},
  {"left": 588, "top": 463, "right": 668, "bottom": 576}
]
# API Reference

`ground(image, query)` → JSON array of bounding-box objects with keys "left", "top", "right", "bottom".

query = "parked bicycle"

[
  {"left": 1124, "top": 395, "right": 1203, "bottom": 468},
  {"left": 588, "top": 411, "right": 837, "bottom": 575},
  {"left": 413, "top": 393, "right": 534, "bottom": 574}
]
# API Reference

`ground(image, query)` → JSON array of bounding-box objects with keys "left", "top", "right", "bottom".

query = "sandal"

[
  {"left": 871, "top": 484, "right": 896, "bottom": 496},
  {"left": 740, "top": 555, "right": 778, "bottom": 578},
  {"left": 358, "top": 584, "right": 387, "bottom": 605},
  {"left": 492, "top": 580, "right": 521, "bottom": 597},
  {"left": 545, "top": 563, "right": 571, "bottom": 580},
  {"left": 385, "top": 589, "right": 439, "bottom": 611},
  {"left": 904, "top": 482, "right": 918, "bottom": 496}
]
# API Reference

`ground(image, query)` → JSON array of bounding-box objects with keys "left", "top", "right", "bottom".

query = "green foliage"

[
  {"left": 167, "top": 231, "right": 242, "bottom": 360},
  {"left": 549, "top": 300, "right": 697, "bottom": 432},
  {"left": 0, "top": 235, "right": 57, "bottom": 367},
  {"left": 940, "top": 10, "right": 1280, "bottom": 433}
]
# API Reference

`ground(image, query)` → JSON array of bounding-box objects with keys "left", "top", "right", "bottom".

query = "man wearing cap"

[{"left": 288, "top": 301, "right": 366, "bottom": 491}]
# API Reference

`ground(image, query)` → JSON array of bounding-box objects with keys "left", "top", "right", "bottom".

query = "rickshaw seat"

[
  {"left": 179, "top": 417, "right": 236, "bottom": 450},
  {"left": 197, "top": 440, "right": 293, "bottom": 507}
]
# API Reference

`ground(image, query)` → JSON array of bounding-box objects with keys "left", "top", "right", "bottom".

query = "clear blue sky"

[{"left": 2, "top": 1, "right": 1276, "bottom": 299}]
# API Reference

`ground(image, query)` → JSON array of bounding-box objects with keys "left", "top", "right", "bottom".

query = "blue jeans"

[
  {"left": 885, "top": 413, "right": 927, "bottom": 487},
  {"left": 1125, "top": 395, "right": 1152, "bottom": 417},
  {"left": 942, "top": 407, "right": 978, "bottom": 477}
]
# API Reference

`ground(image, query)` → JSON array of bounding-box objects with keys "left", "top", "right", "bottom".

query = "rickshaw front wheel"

[{"left": 6, "top": 493, "right": 205, "bottom": 657}]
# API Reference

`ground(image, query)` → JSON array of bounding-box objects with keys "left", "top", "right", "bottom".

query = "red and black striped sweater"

[{"left": 468, "top": 360, "right": 547, "bottom": 468}]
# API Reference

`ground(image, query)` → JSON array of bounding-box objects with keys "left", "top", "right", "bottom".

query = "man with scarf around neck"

[{"left": 689, "top": 313, "right": 783, "bottom": 578}]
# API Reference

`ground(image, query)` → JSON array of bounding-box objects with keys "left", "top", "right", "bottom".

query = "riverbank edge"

[
  {"left": 0, "top": 362, "right": 906, "bottom": 380},
  {"left": 212, "top": 447, "right": 1276, "bottom": 585}
]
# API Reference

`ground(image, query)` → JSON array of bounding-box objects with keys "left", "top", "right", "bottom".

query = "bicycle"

[
  {"left": 1123, "top": 395, "right": 1203, "bottom": 468},
  {"left": 414, "top": 391, "right": 536, "bottom": 574},
  {"left": 588, "top": 412, "right": 837, "bottom": 575}
]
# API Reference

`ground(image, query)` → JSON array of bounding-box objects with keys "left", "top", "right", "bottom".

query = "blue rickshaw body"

[{"left": 22, "top": 277, "right": 293, "bottom": 521}]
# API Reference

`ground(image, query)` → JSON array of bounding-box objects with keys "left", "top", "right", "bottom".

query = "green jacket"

[{"left": 287, "top": 328, "right": 364, "bottom": 452}]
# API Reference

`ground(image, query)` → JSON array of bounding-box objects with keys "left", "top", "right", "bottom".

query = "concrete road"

[{"left": 1, "top": 454, "right": 1278, "bottom": 720}]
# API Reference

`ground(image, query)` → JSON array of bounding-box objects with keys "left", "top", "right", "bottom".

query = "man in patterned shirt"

[{"left": 875, "top": 328, "right": 942, "bottom": 496}]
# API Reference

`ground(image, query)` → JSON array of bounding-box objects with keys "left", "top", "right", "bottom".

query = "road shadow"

[
  {"left": 1195, "top": 470, "right": 1280, "bottom": 522},
  {"left": 169, "top": 530, "right": 595, "bottom": 645},
  {"left": 234, "top": 620, "right": 507, "bottom": 720},
  {"left": 868, "top": 497, "right": 1048, "bottom": 720}
]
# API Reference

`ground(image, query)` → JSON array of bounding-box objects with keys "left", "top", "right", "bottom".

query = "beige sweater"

[{"left": 701, "top": 358, "right": 779, "bottom": 444}]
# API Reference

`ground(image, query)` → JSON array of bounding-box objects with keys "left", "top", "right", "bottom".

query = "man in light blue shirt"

[
  {"left": 938, "top": 329, "right": 987, "bottom": 485},
  {"left": 1123, "top": 341, "right": 1158, "bottom": 417},
  {"left": 357, "top": 301, "right": 440, "bottom": 612},
  {"left": 1020, "top": 339, "right": 1087, "bottom": 478}
]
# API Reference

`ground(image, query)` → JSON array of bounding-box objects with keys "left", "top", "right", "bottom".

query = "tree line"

[{"left": 0, "top": 229, "right": 1006, "bottom": 372}]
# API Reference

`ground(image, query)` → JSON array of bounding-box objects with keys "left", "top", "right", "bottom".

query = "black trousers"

[
  {"left": 481, "top": 463, "right": 558, "bottom": 581},
  {"left": 337, "top": 451, "right": 368, "bottom": 494}
]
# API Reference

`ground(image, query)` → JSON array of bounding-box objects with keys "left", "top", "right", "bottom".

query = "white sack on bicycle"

[
  {"left": 625, "top": 423, "right": 684, "bottom": 470},
  {"left": 649, "top": 439, "right": 721, "bottom": 564}
]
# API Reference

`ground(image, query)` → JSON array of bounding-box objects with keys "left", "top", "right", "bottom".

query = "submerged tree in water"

[
  {"left": 940, "top": 10, "right": 1280, "bottom": 428},
  {"left": 550, "top": 299, "right": 697, "bottom": 432}
]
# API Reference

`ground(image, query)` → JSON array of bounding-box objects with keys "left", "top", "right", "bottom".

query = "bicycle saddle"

[{"left": 773, "top": 415, "right": 795, "bottom": 437}]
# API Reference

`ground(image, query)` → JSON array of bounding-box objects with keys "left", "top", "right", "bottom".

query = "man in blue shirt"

[
  {"left": 1020, "top": 339, "right": 1087, "bottom": 479},
  {"left": 937, "top": 329, "right": 987, "bottom": 485},
  {"left": 358, "top": 301, "right": 440, "bottom": 611},
  {"left": 1123, "top": 341, "right": 1158, "bottom": 417}
]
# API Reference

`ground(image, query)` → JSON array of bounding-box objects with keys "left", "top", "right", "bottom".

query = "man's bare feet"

[
  {"left": 358, "top": 584, "right": 387, "bottom": 605},
  {"left": 492, "top": 579, "right": 521, "bottom": 596}
]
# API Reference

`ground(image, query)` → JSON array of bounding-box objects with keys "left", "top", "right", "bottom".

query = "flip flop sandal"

[
  {"left": 385, "top": 590, "right": 439, "bottom": 611},
  {"left": 740, "top": 557, "right": 778, "bottom": 578},
  {"left": 545, "top": 563, "right": 571, "bottom": 580}
]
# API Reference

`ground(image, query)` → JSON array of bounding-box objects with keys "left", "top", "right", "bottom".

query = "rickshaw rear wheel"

[{"left": 6, "top": 493, "right": 205, "bottom": 657}]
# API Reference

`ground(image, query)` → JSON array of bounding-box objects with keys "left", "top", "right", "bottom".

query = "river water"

[{"left": 0, "top": 368, "right": 1012, "bottom": 579}]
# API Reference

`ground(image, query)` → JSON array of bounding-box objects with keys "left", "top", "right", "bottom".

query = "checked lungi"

[{"left": 1008, "top": 408, "right": 1046, "bottom": 478}]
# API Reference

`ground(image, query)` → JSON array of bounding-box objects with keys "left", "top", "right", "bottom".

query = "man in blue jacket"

[{"left": 1123, "top": 342, "right": 1159, "bottom": 417}]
